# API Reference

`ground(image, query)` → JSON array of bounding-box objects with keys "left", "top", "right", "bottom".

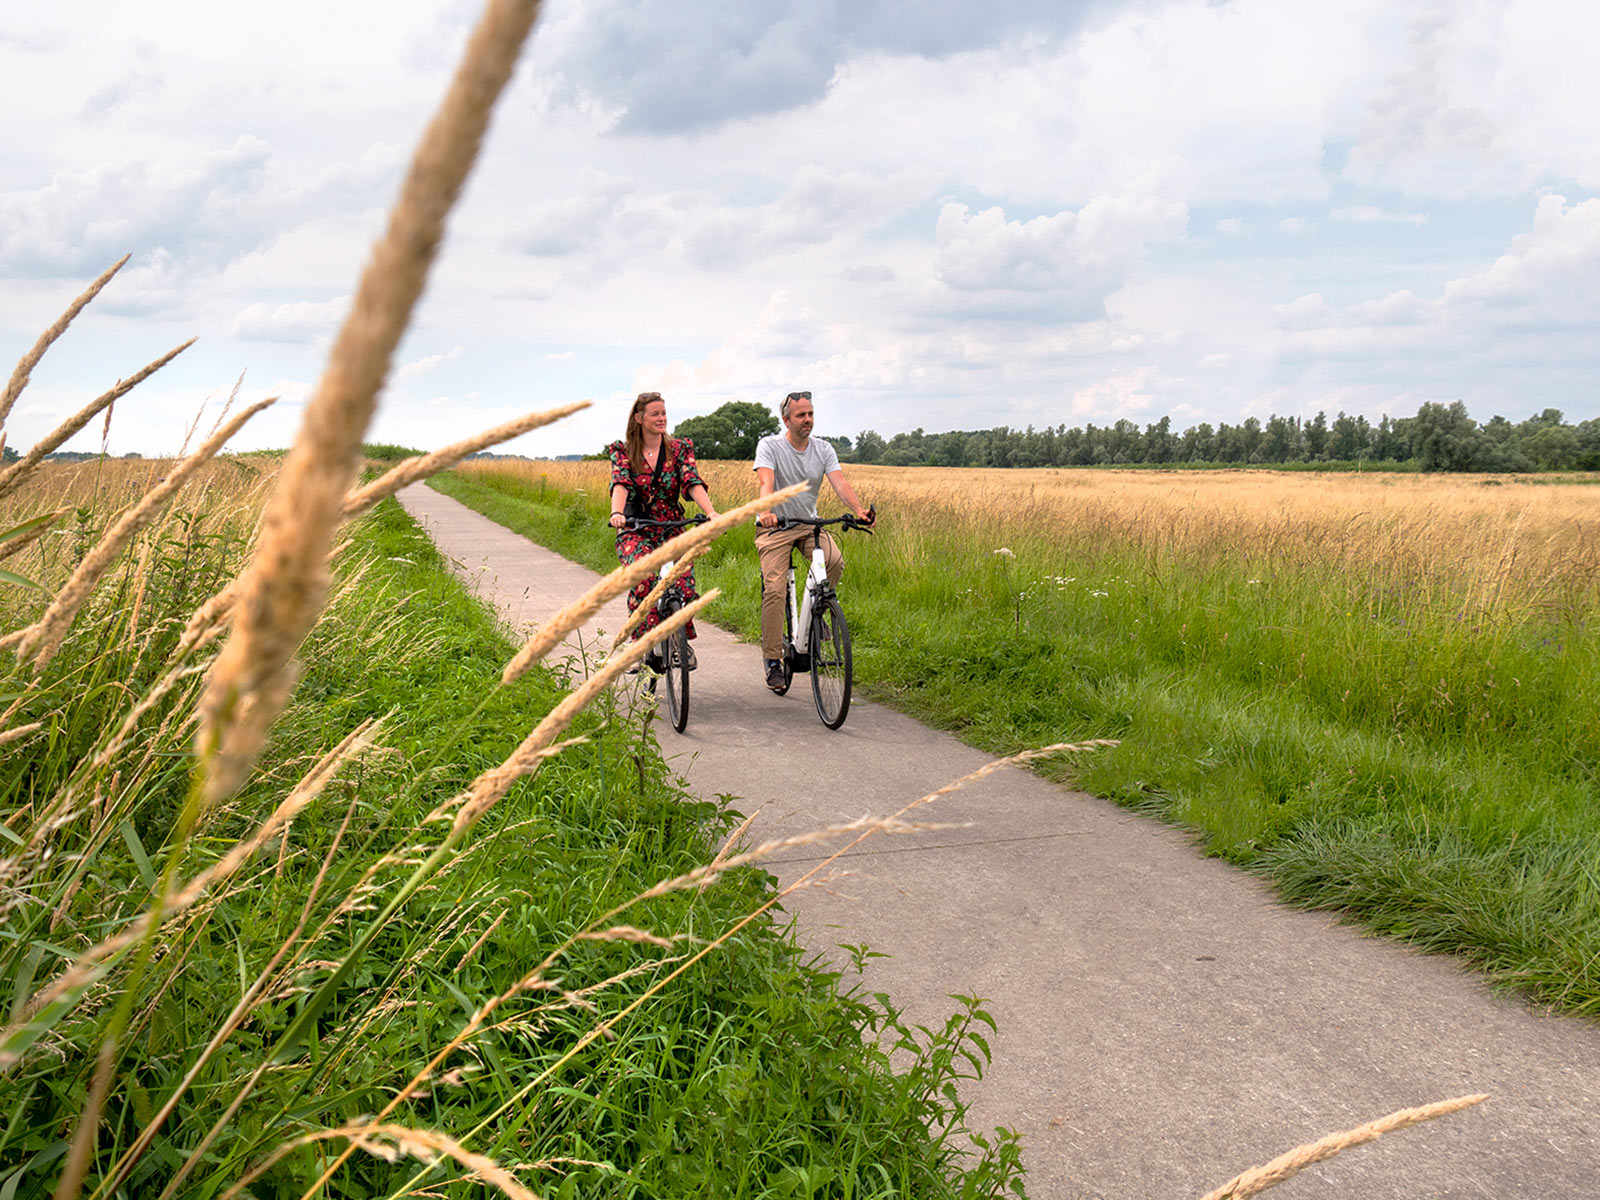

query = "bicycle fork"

[
  {"left": 788, "top": 543, "right": 829, "bottom": 656},
  {"left": 656, "top": 557, "right": 680, "bottom": 624}
]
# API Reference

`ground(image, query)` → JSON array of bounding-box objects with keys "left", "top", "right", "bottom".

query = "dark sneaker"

[
  {"left": 684, "top": 644, "right": 698, "bottom": 670},
  {"left": 765, "top": 660, "right": 786, "bottom": 692}
]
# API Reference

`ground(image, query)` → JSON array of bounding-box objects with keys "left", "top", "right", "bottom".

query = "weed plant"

[
  {"left": 2, "top": 478, "right": 1023, "bottom": 1197},
  {"left": 437, "top": 461, "right": 1600, "bottom": 1017}
]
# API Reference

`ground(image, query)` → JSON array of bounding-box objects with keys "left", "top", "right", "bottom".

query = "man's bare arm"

[{"left": 826, "top": 469, "right": 872, "bottom": 522}]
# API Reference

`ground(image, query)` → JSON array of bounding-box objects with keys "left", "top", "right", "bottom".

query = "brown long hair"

[{"left": 623, "top": 391, "right": 665, "bottom": 475}]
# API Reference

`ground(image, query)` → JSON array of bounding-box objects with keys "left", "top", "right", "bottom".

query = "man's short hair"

[{"left": 780, "top": 391, "right": 812, "bottom": 423}]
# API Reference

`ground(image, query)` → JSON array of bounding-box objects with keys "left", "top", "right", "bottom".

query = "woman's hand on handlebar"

[{"left": 609, "top": 512, "right": 625, "bottom": 529}]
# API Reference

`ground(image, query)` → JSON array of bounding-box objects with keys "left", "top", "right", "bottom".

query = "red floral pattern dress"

[{"left": 608, "top": 436, "right": 708, "bottom": 641}]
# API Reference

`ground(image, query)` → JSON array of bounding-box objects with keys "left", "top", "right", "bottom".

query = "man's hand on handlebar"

[
  {"left": 757, "top": 511, "right": 779, "bottom": 528},
  {"left": 763, "top": 509, "right": 878, "bottom": 533}
]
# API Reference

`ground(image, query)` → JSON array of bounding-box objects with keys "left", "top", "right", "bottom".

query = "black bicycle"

[
  {"left": 620, "top": 515, "right": 705, "bottom": 732},
  {"left": 768, "top": 511, "right": 873, "bottom": 729}
]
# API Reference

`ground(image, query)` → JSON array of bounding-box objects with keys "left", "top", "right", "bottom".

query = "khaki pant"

[{"left": 756, "top": 525, "right": 842, "bottom": 659}]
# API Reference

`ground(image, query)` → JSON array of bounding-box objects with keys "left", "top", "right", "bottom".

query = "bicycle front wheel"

[
  {"left": 662, "top": 626, "right": 690, "bottom": 732},
  {"left": 808, "top": 597, "right": 851, "bottom": 729}
]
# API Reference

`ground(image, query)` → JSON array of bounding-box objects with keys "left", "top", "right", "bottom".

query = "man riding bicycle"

[{"left": 753, "top": 391, "right": 875, "bottom": 692}]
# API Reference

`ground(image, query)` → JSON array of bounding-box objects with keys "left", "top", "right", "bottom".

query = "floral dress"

[{"left": 607, "top": 436, "right": 708, "bottom": 641}]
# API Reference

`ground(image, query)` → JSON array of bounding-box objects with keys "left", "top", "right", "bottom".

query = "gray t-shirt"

[{"left": 754, "top": 433, "right": 840, "bottom": 522}]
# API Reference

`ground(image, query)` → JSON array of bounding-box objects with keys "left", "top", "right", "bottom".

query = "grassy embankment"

[
  {"left": 436, "top": 460, "right": 1600, "bottom": 1018},
  {"left": 1, "top": 457, "right": 1022, "bottom": 1198}
]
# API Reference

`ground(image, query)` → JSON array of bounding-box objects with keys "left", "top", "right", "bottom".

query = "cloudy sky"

[{"left": 2, "top": 0, "right": 1597, "bottom": 457}]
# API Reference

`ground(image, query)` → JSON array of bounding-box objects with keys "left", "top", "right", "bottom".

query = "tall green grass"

[
  {"left": 1, "top": 492, "right": 1024, "bottom": 1198},
  {"left": 433, "top": 467, "right": 1600, "bottom": 1019}
]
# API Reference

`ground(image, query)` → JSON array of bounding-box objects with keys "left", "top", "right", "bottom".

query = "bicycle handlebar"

[
  {"left": 618, "top": 515, "right": 709, "bottom": 532},
  {"left": 773, "top": 509, "right": 875, "bottom": 534}
]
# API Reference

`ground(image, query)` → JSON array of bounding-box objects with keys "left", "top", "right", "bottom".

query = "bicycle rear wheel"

[
  {"left": 809, "top": 597, "right": 851, "bottom": 729},
  {"left": 661, "top": 626, "right": 690, "bottom": 732}
]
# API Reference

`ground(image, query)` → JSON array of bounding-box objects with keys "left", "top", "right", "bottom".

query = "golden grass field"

[
  {"left": 2, "top": 458, "right": 277, "bottom": 594},
  {"left": 462, "top": 458, "right": 1600, "bottom": 619}
]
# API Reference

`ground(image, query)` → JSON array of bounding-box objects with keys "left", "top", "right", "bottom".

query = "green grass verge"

[
  {"left": 1, "top": 497, "right": 1024, "bottom": 1198},
  {"left": 431, "top": 468, "right": 1600, "bottom": 1020}
]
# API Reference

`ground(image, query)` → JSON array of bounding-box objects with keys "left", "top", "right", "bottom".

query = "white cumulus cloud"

[{"left": 230, "top": 295, "right": 350, "bottom": 342}]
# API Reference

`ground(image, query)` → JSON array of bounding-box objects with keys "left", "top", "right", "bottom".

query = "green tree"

[
  {"left": 1181, "top": 422, "right": 1216, "bottom": 461},
  {"left": 1518, "top": 407, "right": 1566, "bottom": 438},
  {"left": 882, "top": 428, "right": 929, "bottom": 466},
  {"left": 1411, "top": 401, "right": 1486, "bottom": 471},
  {"left": 1144, "top": 416, "right": 1174, "bottom": 464},
  {"left": 1260, "top": 415, "right": 1299, "bottom": 463},
  {"left": 854, "top": 429, "right": 886, "bottom": 463},
  {"left": 1105, "top": 418, "right": 1142, "bottom": 463},
  {"left": 1303, "top": 411, "right": 1329, "bottom": 459},
  {"left": 1327, "top": 412, "right": 1370, "bottom": 461},
  {"left": 1576, "top": 419, "right": 1600, "bottom": 470},
  {"left": 1374, "top": 415, "right": 1407, "bottom": 461},
  {"left": 672, "top": 412, "right": 733, "bottom": 454},
  {"left": 927, "top": 431, "right": 970, "bottom": 467},
  {"left": 1524, "top": 423, "right": 1580, "bottom": 470},
  {"left": 1482, "top": 414, "right": 1517, "bottom": 445},
  {"left": 673, "top": 400, "right": 778, "bottom": 458}
]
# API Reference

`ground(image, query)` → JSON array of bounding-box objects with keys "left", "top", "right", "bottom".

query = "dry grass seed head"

[
  {"left": 0, "top": 721, "right": 42, "bottom": 748},
  {"left": 223, "top": 1123, "right": 538, "bottom": 1200},
  {"left": 0, "top": 507, "right": 68, "bottom": 564},
  {"left": 0, "top": 254, "right": 130, "bottom": 432},
  {"left": 0, "top": 338, "right": 196, "bottom": 504},
  {"left": 13, "top": 399, "right": 275, "bottom": 667},
  {"left": 196, "top": 0, "right": 549, "bottom": 809},
  {"left": 1199, "top": 1093, "right": 1489, "bottom": 1200}
]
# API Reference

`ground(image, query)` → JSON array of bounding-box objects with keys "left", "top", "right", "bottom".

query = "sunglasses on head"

[
  {"left": 637, "top": 392, "right": 663, "bottom": 403},
  {"left": 786, "top": 391, "right": 811, "bottom": 402}
]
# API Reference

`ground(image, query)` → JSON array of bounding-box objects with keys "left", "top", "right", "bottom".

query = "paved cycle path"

[{"left": 398, "top": 484, "right": 1599, "bottom": 1199}]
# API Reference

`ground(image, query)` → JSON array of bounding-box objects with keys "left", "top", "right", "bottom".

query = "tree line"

[{"left": 671, "top": 400, "right": 1600, "bottom": 472}]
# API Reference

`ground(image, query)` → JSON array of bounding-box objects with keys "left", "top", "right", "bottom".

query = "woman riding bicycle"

[{"left": 607, "top": 392, "right": 718, "bottom": 666}]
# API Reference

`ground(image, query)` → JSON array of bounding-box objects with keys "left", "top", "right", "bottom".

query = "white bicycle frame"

[
  {"left": 787, "top": 540, "right": 829, "bottom": 657},
  {"left": 654, "top": 555, "right": 685, "bottom": 632}
]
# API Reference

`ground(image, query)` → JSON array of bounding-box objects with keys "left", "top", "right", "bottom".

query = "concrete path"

[{"left": 398, "top": 484, "right": 1600, "bottom": 1199}]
